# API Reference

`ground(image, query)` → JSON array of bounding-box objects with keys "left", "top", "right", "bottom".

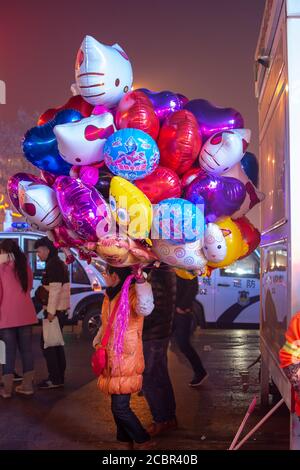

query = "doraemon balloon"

[
  {"left": 18, "top": 181, "right": 62, "bottom": 231},
  {"left": 199, "top": 129, "right": 251, "bottom": 175},
  {"left": 54, "top": 113, "right": 115, "bottom": 166},
  {"left": 75, "top": 35, "right": 133, "bottom": 108},
  {"left": 104, "top": 128, "right": 160, "bottom": 181}
]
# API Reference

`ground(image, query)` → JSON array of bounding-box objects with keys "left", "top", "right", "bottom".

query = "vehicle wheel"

[
  {"left": 192, "top": 301, "right": 206, "bottom": 329},
  {"left": 82, "top": 305, "right": 102, "bottom": 340}
]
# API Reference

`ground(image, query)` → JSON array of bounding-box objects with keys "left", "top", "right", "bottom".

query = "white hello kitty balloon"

[
  {"left": 203, "top": 223, "right": 227, "bottom": 262},
  {"left": 18, "top": 181, "right": 62, "bottom": 232},
  {"left": 54, "top": 113, "right": 115, "bottom": 166},
  {"left": 75, "top": 35, "right": 133, "bottom": 108},
  {"left": 199, "top": 129, "right": 251, "bottom": 175}
]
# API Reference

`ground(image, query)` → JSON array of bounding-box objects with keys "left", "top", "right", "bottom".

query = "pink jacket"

[{"left": 0, "top": 262, "right": 37, "bottom": 329}]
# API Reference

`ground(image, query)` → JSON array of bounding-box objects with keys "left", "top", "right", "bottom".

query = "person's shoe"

[
  {"left": 13, "top": 372, "right": 23, "bottom": 383},
  {"left": 0, "top": 374, "right": 14, "bottom": 398},
  {"left": 37, "top": 379, "right": 64, "bottom": 389},
  {"left": 189, "top": 371, "right": 209, "bottom": 387},
  {"left": 134, "top": 439, "right": 157, "bottom": 450},
  {"left": 15, "top": 371, "right": 35, "bottom": 396},
  {"left": 147, "top": 418, "right": 178, "bottom": 437}
]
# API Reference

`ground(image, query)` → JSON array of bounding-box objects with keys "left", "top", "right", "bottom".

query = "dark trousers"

[
  {"left": 0, "top": 325, "right": 34, "bottom": 375},
  {"left": 111, "top": 394, "right": 150, "bottom": 444},
  {"left": 143, "top": 338, "right": 176, "bottom": 423},
  {"left": 41, "top": 311, "right": 66, "bottom": 385},
  {"left": 173, "top": 312, "right": 206, "bottom": 376}
]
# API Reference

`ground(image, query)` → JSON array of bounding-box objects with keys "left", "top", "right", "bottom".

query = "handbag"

[
  {"left": 91, "top": 299, "right": 119, "bottom": 376},
  {"left": 42, "top": 317, "right": 65, "bottom": 349}
]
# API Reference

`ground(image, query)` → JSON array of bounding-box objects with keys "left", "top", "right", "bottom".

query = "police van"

[
  {"left": 194, "top": 250, "right": 260, "bottom": 328},
  {"left": 0, "top": 229, "right": 105, "bottom": 339}
]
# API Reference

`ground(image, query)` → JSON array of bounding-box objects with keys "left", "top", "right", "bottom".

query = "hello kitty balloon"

[
  {"left": 199, "top": 129, "right": 251, "bottom": 175},
  {"left": 75, "top": 35, "right": 133, "bottom": 108},
  {"left": 203, "top": 223, "right": 227, "bottom": 263},
  {"left": 54, "top": 113, "right": 115, "bottom": 166}
]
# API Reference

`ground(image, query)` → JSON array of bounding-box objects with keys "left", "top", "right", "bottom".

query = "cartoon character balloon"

[
  {"left": 55, "top": 176, "right": 112, "bottom": 241},
  {"left": 203, "top": 223, "right": 227, "bottom": 263},
  {"left": 151, "top": 197, "right": 205, "bottom": 245},
  {"left": 152, "top": 238, "right": 207, "bottom": 271},
  {"left": 109, "top": 176, "right": 152, "bottom": 239},
  {"left": 7, "top": 173, "right": 43, "bottom": 213},
  {"left": 206, "top": 217, "right": 248, "bottom": 269},
  {"left": 234, "top": 216, "right": 261, "bottom": 259},
  {"left": 104, "top": 128, "right": 160, "bottom": 181},
  {"left": 199, "top": 129, "right": 251, "bottom": 175},
  {"left": 18, "top": 181, "right": 63, "bottom": 231},
  {"left": 54, "top": 113, "right": 115, "bottom": 166},
  {"left": 75, "top": 35, "right": 133, "bottom": 108}
]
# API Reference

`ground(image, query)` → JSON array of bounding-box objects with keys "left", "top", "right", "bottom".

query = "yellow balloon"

[
  {"left": 207, "top": 217, "right": 248, "bottom": 268},
  {"left": 174, "top": 268, "right": 197, "bottom": 280},
  {"left": 109, "top": 176, "right": 153, "bottom": 239}
]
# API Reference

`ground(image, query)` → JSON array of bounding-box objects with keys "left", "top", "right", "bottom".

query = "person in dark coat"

[
  {"left": 142, "top": 265, "right": 177, "bottom": 437},
  {"left": 173, "top": 274, "right": 208, "bottom": 386}
]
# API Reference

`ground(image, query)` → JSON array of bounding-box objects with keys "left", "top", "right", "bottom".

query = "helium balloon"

[
  {"left": 18, "top": 181, "right": 62, "bottom": 231},
  {"left": 75, "top": 35, "right": 133, "bottom": 108},
  {"left": 223, "top": 163, "right": 265, "bottom": 218},
  {"left": 135, "top": 166, "right": 181, "bottom": 204},
  {"left": 7, "top": 173, "right": 43, "bottom": 212},
  {"left": 177, "top": 94, "right": 189, "bottom": 107},
  {"left": 234, "top": 216, "right": 261, "bottom": 259},
  {"left": 207, "top": 217, "right": 248, "bottom": 269},
  {"left": 54, "top": 112, "right": 115, "bottom": 166},
  {"left": 151, "top": 197, "right": 204, "bottom": 245},
  {"left": 95, "top": 169, "right": 114, "bottom": 199},
  {"left": 38, "top": 95, "right": 93, "bottom": 126},
  {"left": 109, "top": 176, "right": 152, "bottom": 239},
  {"left": 92, "top": 104, "right": 110, "bottom": 116},
  {"left": 50, "top": 223, "right": 85, "bottom": 248},
  {"left": 241, "top": 151, "right": 259, "bottom": 187},
  {"left": 138, "top": 89, "right": 187, "bottom": 122},
  {"left": 40, "top": 171, "right": 57, "bottom": 186},
  {"left": 152, "top": 238, "right": 207, "bottom": 271},
  {"left": 104, "top": 128, "right": 160, "bottom": 180},
  {"left": 202, "top": 223, "right": 227, "bottom": 263},
  {"left": 184, "top": 99, "right": 244, "bottom": 142},
  {"left": 23, "top": 109, "right": 82, "bottom": 175},
  {"left": 55, "top": 176, "right": 112, "bottom": 241},
  {"left": 158, "top": 110, "right": 202, "bottom": 176},
  {"left": 86, "top": 236, "right": 157, "bottom": 267},
  {"left": 174, "top": 268, "right": 197, "bottom": 280},
  {"left": 116, "top": 90, "right": 160, "bottom": 140},
  {"left": 185, "top": 173, "right": 246, "bottom": 223},
  {"left": 181, "top": 167, "right": 206, "bottom": 190},
  {"left": 199, "top": 129, "right": 251, "bottom": 175}
]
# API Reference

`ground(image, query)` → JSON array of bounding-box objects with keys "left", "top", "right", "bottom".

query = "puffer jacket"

[
  {"left": 142, "top": 267, "right": 177, "bottom": 342},
  {"left": 97, "top": 282, "right": 154, "bottom": 395}
]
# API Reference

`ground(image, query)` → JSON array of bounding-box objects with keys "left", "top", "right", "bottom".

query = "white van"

[
  {"left": 0, "top": 230, "right": 105, "bottom": 338},
  {"left": 194, "top": 250, "right": 260, "bottom": 328}
]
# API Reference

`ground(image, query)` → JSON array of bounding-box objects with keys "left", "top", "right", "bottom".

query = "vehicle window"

[
  {"left": 24, "top": 238, "right": 45, "bottom": 280},
  {"left": 72, "top": 259, "right": 90, "bottom": 285},
  {"left": 220, "top": 253, "right": 260, "bottom": 279},
  {"left": 91, "top": 258, "right": 106, "bottom": 274}
]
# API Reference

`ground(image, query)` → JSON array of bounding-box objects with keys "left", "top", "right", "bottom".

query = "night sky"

[{"left": 1, "top": 0, "right": 265, "bottom": 149}]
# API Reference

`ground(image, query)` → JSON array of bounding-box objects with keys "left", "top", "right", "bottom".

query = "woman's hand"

[
  {"left": 92, "top": 330, "right": 101, "bottom": 349},
  {"left": 132, "top": 265, "right": 146, "bottom": 284}
]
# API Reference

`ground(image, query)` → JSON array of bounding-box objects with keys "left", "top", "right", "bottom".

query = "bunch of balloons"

[{"left": 7, "top": 35, "right": 264, "bottom": 274}]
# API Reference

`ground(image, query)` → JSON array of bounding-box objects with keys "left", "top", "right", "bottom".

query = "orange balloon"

[
  {"left": 158, "top": 110, "right": 202, "bottom": 175},
  {"left": 116, "top": 90, "right": 160, "bottom": 140}
]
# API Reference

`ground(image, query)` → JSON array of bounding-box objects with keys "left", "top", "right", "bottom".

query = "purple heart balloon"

[
  {"left": 7, "top": 172, "right": 44, "bottom": 212},
  {"left": 185, "top": 173, "right": 246, "bottom": 223},
  {"left": 138, "top": 89, "right": 187, "bottom": 122},
  {"left": 54, "top": 176, "right": 112, "bottom": 242},
  {"left": 184, "top": 99, "right": 244, "bottom": 142}
]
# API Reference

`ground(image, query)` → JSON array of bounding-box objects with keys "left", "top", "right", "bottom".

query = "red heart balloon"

[
  {"left": 234, "top": 216, "right": 261, "bottom": 259},
  {"left": 38, "top": 95, "right": 94, "bottom": 126},
  {"left": 181, "top": 167, "right": 207, "bottom": 190},
  {"left": 135, "top": 166, "right": 181, "bottom": 203},
  {"left": 116, "top": 90, "right": 160, "bottom": 140},
  {"left": 158, "top": 110, "right": 202, "bottom": 175}
]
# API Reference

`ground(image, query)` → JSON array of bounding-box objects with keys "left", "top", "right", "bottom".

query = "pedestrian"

[
  {"left": 34, "top": 237, "right": 70, "bottom": 389},
  {"left": 174, "top": 273, "right": 208, "bottom": 387},
  {"left": 142, "top": 265, "right": 178, "bottom": 437},
  {"left": 0, "top": 239, "right": 37, "bottom": 398},
  {"left": 93, "top": 265, "right": 155, "bottom": 450}
]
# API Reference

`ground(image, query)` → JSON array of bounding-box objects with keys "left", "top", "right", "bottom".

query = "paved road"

[{"left": 0, "top": 327, "right": 289, "bottom": 450}]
